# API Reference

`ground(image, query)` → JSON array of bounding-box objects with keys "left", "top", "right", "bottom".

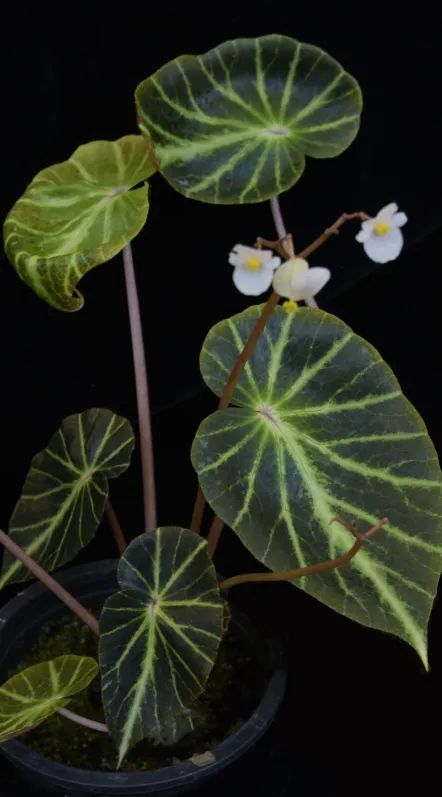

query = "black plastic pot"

[{"left": 0, "top": 560, "right": 286, "bottom": 796}]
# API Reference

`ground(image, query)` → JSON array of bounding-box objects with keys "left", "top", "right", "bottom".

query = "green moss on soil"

[{"left": 13, "top": 611, "right": 267, "bottom": 772}]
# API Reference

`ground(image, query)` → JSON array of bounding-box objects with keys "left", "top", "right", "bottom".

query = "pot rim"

[{"left": 0, "top": 559, "right": 286, "bottom": 793}]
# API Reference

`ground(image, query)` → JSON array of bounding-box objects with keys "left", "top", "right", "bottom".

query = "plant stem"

[
  {"left": 206, "top": 515, "right": 225, "bottom": 559},
  {"left": 219, "top": 517, "right": 387, "bottom": 591},
  {"left": 297, "top": 212, "right": 368, "bottom": 307},
  {"left": 298, "top": 211, "right": 370, "bottom": 260},
  {"left": 57, "top": 707, "right": 108, "bottom": 733},
  {"left": 190, "top": 488, "right": 206, "bottom": 534},
  {"left": 194, "top": 196, "right": 291, "bottom": 538},
  {"left": 256, "top": 235, "right": 294, "bottom": 260},
  {"left": 225, "top": 210, "right": 370, "bottom": 405},
  {"left": 0, "top": 529, "right": 99, "bottom": 635},
  {"left": 218, "top": 291, "right": 281, "bottom": 411},
  {"left": 123, "top": 243, "right": 157, "bottom": 534},
  {"left": 270, "top": 196, "right": 288, "bottom": 240},
  {"left": 190, "top": 207, "right": 369, "bottom": 539},
  {"left": 104, "top": 500, "right": 127, "bottom": 555},
  {"left": 190, "top": 291, "right": 279, "bottom": 532},
  {"left": 191, "top": 197, "right": 289, "bottom": 536}
]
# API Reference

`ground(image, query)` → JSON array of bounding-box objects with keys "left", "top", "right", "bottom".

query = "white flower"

[
  {"left": 272, "top": 257, "right": 330, "bottom": 307},
  {"left": 355, "top": 203, "right": 407, "bottom": 263},
  {"left": 229, "top": 244, "right": 281, "bottom": 296}
]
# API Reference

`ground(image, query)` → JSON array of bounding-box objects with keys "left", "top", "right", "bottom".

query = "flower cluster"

[{"left": 229, "top": 203, "right": 407, "bottom": 302}]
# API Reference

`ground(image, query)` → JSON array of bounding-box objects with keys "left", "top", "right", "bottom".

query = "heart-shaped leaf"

[
  {"left": 0, "top": 655, "right": 98, "bottom": 743},
  {"left": 3, "top": 135, "right": 155, "bottom": 310},
  {"left": 99, "top": 527, "right": 223, "bottom": 765},
  {"left": 192, "top": 306, "right": 442, "bottom": 666},
  {"left": 135, "top": 34, "right": 362, "bottom": 204},
  {"left": 0, "top": 408, "right": 134, "bottom": 588}
]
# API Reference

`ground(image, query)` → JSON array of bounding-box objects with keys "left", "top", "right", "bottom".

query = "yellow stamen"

[
  {"left": 374, "top": 221, "right": 391, "bottom": 236},
  {"left": 282, "top": 299, "right": 298, "bottom": 312},
  {"left": 245, "top": 257, "right": 262, "bottom": 271}
]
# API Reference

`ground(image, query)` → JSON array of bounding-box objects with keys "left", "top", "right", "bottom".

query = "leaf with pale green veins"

[
  {"left": 191, "top": 306, "right": 442, "bottom": 667},
  {"left": 99, "top": 527, "right": 224, "bottom": 765},
  {"left": 135, "top": 34, "right": 362, "bottom": 204},
  {"left": 0, "top": 655, "right": 98, "bottom": 743},
  {"left": 3, "top": 135, "right": 155, "bottom": 310},
  {"left": 0, "top": 408, "right": 134, "bottom": 588}
]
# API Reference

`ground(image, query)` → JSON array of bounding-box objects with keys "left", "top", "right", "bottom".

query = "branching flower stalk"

[
  {"left": 202, "top": 203, "right": 370, "bottom": 555},
  {"left": 218, "top": 206, "right": 370, "bottom": 414}
]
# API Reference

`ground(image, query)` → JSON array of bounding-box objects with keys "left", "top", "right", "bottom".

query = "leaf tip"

[{"left": 418, "top": 643, "right": 429, "bottom": 672}]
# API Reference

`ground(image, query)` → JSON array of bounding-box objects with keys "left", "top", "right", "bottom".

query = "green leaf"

[
  {"left": 191, "top": 306, "right": 442, "bottom": 667},
  {"left": 99, "top": 527, "right": 224, "bottom": 765},
  {"left": 0, "top": 655, "right": 98, "bottom": 743},
  {"left": 135, "top": 34, "right": 362, "bottom": 204},
  {"left": 3, "top": 135, "right": 155, "bottom": 311},
  {"left": 154, "top": 708, "right": 197, "bottom": 746},
  {"left": 0, "top": 408, "right": 134, "bottom": 588}
]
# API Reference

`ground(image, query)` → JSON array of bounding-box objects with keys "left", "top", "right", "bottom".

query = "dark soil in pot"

[
  {"left": 12, "top": 612, "right": 267, "bottom": 771},
  {"left": 0, "top": 561, "right": 287, "bottom": 796}
]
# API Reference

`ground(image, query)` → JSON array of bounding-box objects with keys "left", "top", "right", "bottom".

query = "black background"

[{"left": 0, "top": 8, "right": 441, "bottom": 796}]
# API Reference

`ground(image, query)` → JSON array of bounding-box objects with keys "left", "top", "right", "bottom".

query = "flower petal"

[
  {"left": 229, "top": 252, "right": 245, "bottom": 267},
  {"left": 273, "top": 258, "right": 309, "bottom": 298},
  {"left": 230, "top": 244, "right": 257, "bottom": 260},
  {"left": 376, "top": 202, "right": 398, "bottom": 220},
  {"left": 392, "top": 211, "right": 407, "bottom": 228},
  {"left": 263, "top": 256, "right": 282, "bottom": 272},
  {"left": 229, "top": 244, "right": 276, "bottom": 270},
  {"left": 356, "top": 227, "right": 372, "bottom": 243},
  {"left": 290, "top": 267, "right": 331, "bottom": 300},
  {"left": 233, "top": 265, "right": 274, "bottom": 296},
  {"left": 258, "top": 250, "right": 274, "bottom": 265},
  {"left": 363, "top": 227, "right": 404, "bottom": 263}
]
